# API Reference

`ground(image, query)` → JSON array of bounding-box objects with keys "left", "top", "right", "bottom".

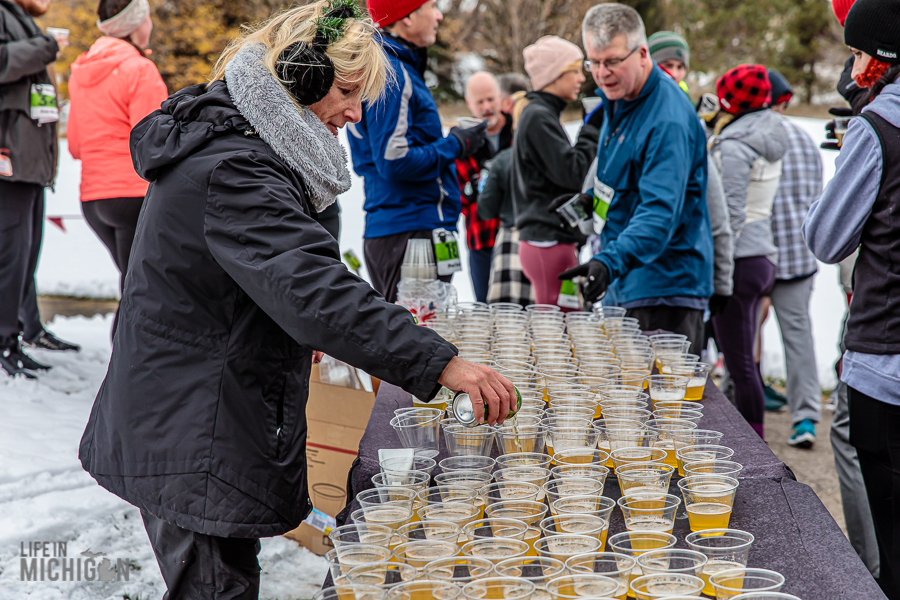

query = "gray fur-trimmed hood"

[{"left": 224, "top": 43, "right": 351, "bottom": 211}]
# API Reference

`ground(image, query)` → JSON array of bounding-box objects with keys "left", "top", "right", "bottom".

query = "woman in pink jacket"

[{"left": 67, "top": 0, "right": 167, "bottom": 300}]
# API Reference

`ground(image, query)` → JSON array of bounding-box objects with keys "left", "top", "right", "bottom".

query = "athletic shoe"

[
  {"left": 0, "top": 346, "right": 38, "bottom": 379},
  {"left": 23, "top": 329, "right": 81, "bottom": 352},
  {"left": 764, "top": 384, "right": 788, "bottom": 412},
  {"left": 789, "top": 418, "right": 816, "bottom": 449}
]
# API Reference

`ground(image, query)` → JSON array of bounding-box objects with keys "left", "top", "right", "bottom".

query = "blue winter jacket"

[
  {"left": 347, "top": 34, "right": 461, "bottom": 238},
  {"left": 592, "top": 65, "right": 713, "bottom": 304}
]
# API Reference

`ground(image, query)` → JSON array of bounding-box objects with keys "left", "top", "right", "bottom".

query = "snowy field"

[{"left": 1, "top": 116, "right": 846, "bottom": 599}]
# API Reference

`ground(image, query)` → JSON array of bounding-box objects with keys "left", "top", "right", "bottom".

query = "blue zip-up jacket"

[
  {"left": 347, "top": 34, "right": 461, "bottom": 238},
  {"left": 592, "top": 65, "right": 713, "bottom": 304}
]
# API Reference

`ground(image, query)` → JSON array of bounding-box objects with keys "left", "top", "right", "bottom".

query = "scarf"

[{"left": 225, "top": 43, "right": 351, "bottom": 212}]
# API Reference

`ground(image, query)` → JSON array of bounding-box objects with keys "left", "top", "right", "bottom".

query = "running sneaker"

[
  {"left": 23, "top": 329, "right": 81, "bottom": 352},
  {"left": 789, "top": 418, "right": 816, "bottom": 449}
]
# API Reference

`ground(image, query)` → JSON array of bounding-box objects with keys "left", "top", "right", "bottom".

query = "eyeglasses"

[{"left": 584, "top": 46, "right": 639, "bottom": 72}]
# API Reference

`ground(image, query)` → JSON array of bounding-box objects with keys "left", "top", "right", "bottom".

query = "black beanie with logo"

[{"left": 844, "top": 0, "right": 900, "bottom": 63}]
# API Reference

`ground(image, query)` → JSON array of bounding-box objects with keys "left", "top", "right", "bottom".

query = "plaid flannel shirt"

[
  {"left": 457, "top": 155, "right": 501, "bottom": 251},
  {"left": 772, "top": 120, "right": 822, "bottom": 280}
]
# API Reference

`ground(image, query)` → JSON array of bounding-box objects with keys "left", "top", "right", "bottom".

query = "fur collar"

[{"left": 225, "top": 43, "right": 351, "bottom": 211}]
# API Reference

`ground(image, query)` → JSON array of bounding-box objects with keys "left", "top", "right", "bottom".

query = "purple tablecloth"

[{"left": 325, "top": 381, "right": 884, "bottom": 599}]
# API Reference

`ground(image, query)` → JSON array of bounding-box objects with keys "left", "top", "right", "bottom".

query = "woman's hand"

[
  {"left": 438, "top": 356, "right": 515, "bottom": 425},
  {"left": 312, "top": 351, "right": 325, "bottom": 364}
]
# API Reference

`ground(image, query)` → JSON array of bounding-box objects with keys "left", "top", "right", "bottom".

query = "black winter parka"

[{"left": 78, "top": 81, "right": 457, "bottom": 538}]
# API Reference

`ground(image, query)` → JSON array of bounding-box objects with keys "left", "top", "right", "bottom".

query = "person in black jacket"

[
  {"left": 77, "top": 3, "right": 515, "bottom": 598},
  {"left": 0, "top": 0, "right": 75, "bottom": 378},
  {"left": 513, "top": 35, "right": 600, "bottom": 310}
]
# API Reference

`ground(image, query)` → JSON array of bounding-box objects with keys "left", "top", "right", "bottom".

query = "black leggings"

[
  {"left": 849, "top": 387, "right": 900, "bottom": 599},
  {"left": 81, "top": 197, "right": 144, "bottom": 293}
]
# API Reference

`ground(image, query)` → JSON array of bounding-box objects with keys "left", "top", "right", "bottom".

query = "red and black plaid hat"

[{"left": 716, "top": 64, "right": 772, "bottom": 115}]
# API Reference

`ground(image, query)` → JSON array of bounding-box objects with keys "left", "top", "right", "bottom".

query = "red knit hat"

[
  {"left": 716, "top": 64, "right": 772, "bottom": 115},
  {"left": 366, "top": 0, "right": 429, "bottom": 28},
  {"left": 832, "top": 0, "right": 857, "bottom": 26}
]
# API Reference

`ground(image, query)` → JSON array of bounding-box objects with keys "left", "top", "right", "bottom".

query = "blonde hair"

[
  {"left": 511, "top": 91, "right": 530, "bottom": 130},
  {"left": 211, "top": 0, "right": 391, "bottom": 105}
]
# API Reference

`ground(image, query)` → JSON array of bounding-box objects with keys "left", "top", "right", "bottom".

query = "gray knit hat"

[{"left": 648, "top": 31, "right": 689, "bottom": 71}]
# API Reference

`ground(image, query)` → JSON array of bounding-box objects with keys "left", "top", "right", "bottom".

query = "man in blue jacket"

[
  {"left": 350, "top": 0, "right": 487, "bottom": 302},
  {"left": 561, "top": 3, "right": 713, "bottom": 353}
]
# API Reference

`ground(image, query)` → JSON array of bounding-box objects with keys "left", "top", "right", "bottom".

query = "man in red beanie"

[{"left": 348, "top": 0, "right": 488, "bottom": 302}]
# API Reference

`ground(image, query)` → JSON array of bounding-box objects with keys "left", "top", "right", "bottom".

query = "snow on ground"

[{"left": 0, "top": 315, "right": 328, "bottom": 600}]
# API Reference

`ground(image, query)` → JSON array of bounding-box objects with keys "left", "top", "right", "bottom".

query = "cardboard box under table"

[{"left": 284, "top": 365, "right": 380, "bottom": 554}]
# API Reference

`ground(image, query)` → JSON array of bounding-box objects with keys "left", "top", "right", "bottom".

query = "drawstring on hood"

[{"left": 224, "top": 43, "right": 351, "bottom": 211}]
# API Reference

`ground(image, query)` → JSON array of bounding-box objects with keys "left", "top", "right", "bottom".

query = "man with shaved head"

[{"left": 457, "top": 71, "right": 513, "bottom": 302}]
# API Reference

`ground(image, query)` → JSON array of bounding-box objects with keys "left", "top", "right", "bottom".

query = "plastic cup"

[
  {"left": 461, "top": 576, "right": 536, "bottom": 600},
  {"left": 372, "top": 470, "right": 431, "bottom": 493},
  {"left": 617, "top": 494, "right": 680, "bottom": 534},
  {"left": 535, "top": 534, "right": 603, "bottom": 562},
  {"left": 331, "top": 542, "right": 393, "bottom": 568},
  {"left": 636, "top": 548, "right": 708, "bottom": 577},
  {"left": 545, "top": 573, "right": 620, "bottom": 599},
  {"left": 461, "top": 537, "right": 530, "bottom": 563},
  {"left": 610, "top": 447, "right": 667, "bottom": 470},
  {"left": 483, "top": 499, "right": 548, "bottom": 557},
  {"left": 462, "top": 517, "right": 528, "bottom": 541},
  {"left": 392, "top": 540, "right": 459, "bottom": 569},
  {"left": 346, "top": 562, "right": 417, "bottom": 591},
  {"left": 676, "top": 445, "right": 735, "bottom": 476},
  {"left": 417, "top": 502, "right": 480, "bottom": 530},
  {"left": 551, "top": 496, "right": 616, "bottom": 546},
  {"left": 390, "top": 412, "right": 442, "bottom": 458},
  {"left": 495, "top": 421, "right": 547, "bottom": 455},
  {"left": 685, "top": 529, "right": 755, "bottom": 597},
  {"left": 329, "top": 523, "right": 394, "bottom": 550},
  {"left": 654, "top": 400, "right": 704, "bottom": 413},
  {"left": 645, "top": 418, "right": 697, "bottom": 469},
  {"left": 582, "top": 96, "right": 602, "bottom": 113},
  {"left": 440, "top": 455, "right": 496, "bottom": 475},
  {"left": 683, "top": 460, "right": 744, "bottom": 478},
  {"left": 672, "top": 430, "right": 725, "bottom": 475},
  {"left": 495, "top": 556, "right": 566, "bottom": 599},
  {"left": 552, "top": 449, "right": 610, "bottom": 470},
  {"left": 542, "top": 477, "right": 604, "bottom": 514},
  {"left": 386, "top": 580, "right": 461, "bottom": 600},
  {"left": 630, "top": 573, "right": 704, "bottom": 599},
  {"left": 480, "top": 481, "right": 541, "bottom": 508},
  {"left": 603, "top": 406, "right": 652, "bottom": 424},
  {"left": 608, "top": 531, "right": 678, "bottom": 595},
  {"left": 314, "top": 584, "right": 386, "bottom": 600},
  {"left": 442, "top": 422, "right": 496, "bottom": 457},
  {"left": 615, "top": 463, "right": 674, "bottom": 498},
  {"left": 358, "top": 487, "right": 417, "bottom": 510},
  {"left": 678, "top": 475, "right": 739, "bottom": 533},
  {"left": 731, "top": 594, "right": 801, "bottom": 600},
  {"left": 550, "top": 464, "right": 610, "bottom": 488},
  {"left": 556, "top": 193, "right": 592, "bottom": 229},
  {"left": 423, "top": 556, "right": 494, "bottom": 584},
  {"left": 325, "top": 549, "right": 348, "bottom": 585},
  {"left": 417, "top": 485, "right": 477, "bottom": 506},
  {"left": 380, "top": 455, "right": 437, "bottom": 477},
  {"left": 652, "top": 409, "right": 702, "bottom": 424},
  {"left": 709, "top": 568, "right": 785, "bottom": 599},
  {"left": 351, "top": 506, "right": 414, "bottom": 533},
  {"left": 564, "top": 551, "right": 636, "bottom": 598},
  {"left": 396, "top": 519, "right": 461, "bottom": 543},
  {"left": 495, "top": 452, "right": 552, "bottom": 470},
  {"left": 656, "top": 353, "right": 698, "bottom": 375},
  {"left": 540, "top": 513, "right": 607, "bottom": 542},
  {"left": 434, "top": 470, "right": 493, "bottom": 491}
]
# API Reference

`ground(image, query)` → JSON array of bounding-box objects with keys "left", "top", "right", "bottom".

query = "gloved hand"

[
  {"left": 821, "top": 107, "right": 854, "bottom": 151},
  {"left": 449, "top": 121, "right": 488, "bottom": 159},
  {"left": 707, "top": 294, "right": 731, "bottom": 317},
  {"left": 548, "top": 192, "right": 593, "bottom": 214},
  {"left": 559, "top": 259, "right": 609, "bottom": 303},
  {"left": 585, "top": 105, "right": 605, "bottom": 130}
]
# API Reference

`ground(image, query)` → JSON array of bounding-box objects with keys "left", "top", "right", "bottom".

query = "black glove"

[
  {"left": 559, "top": 259, "right": 609, "bottom": 303},
  {"left": 585, "top": 106, "right": 605, "bottom": 130},
  {"left": 548, "top": 192, "right": 593, "bottom": 214},
  {"left": 449, "top": 121, "right": 488, "bottom": 159},
  {"left": 821, "top": 107, "right": 854, "bottom": 151},
  {"left": 708, "top": 294, "right": 730, "bottom": 317}
]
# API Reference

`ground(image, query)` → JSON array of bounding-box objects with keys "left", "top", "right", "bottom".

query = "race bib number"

[
  {"left": 432, "top": 229, "right": 462, "bottom": 276},
  {"left": 593, "top": 177, "right": 614, "bottom": 233},
  {"left": 557, "top": 279, "right": 581, "bottom": 309},
  {"left": 30, "top": 84, "right": 58, "bottom": 124}
]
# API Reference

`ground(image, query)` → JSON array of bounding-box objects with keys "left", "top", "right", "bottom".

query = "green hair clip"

[{"left": 314, "top": 0, "right": 363, "bottom": 47}]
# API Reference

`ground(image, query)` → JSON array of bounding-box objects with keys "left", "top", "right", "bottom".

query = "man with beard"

[
  {"left": 0, "top": 0, "right": 70, "bottom": 378},
  {"left": 456, "top": 72, "right": 512, "bottom": 302}
]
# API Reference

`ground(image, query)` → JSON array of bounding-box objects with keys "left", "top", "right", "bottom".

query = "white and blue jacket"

[{"left": 347, "top": 34, "right": 461, "bottom": 239}]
